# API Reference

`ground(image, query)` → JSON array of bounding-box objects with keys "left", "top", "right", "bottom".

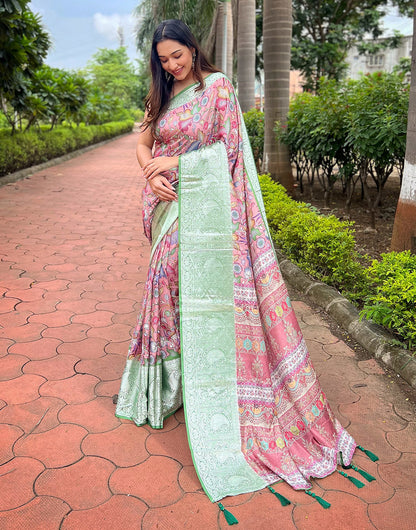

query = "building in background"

[{"left": 346, "top": 35, "right": 413, "bottom": 80}]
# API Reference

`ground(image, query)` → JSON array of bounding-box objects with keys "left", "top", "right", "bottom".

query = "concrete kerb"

[
  {"left": 276, "top": 249, "right": 416, "bottom": 390},
  {"left": 0, "top": 131, "right": 133, "bottom": 187}
]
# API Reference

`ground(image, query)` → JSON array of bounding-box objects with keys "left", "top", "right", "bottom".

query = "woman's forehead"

[{"left": 157, "top": 39, "right": 186, "bottom": 56}]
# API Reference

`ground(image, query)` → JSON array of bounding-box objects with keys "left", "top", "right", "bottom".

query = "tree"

[
  {"left": 0, "top": 0, "right": 51, "bottom": 131},
  {"left": 86, "top": 47, "right": 141, "bottom": 110},
  {"left": 237, "top": 0, "right": 256, "bottom": 111},
  {"left": 262, "top": 0, "right": 294, "bottom": 191},
  {"left": 291, "top": 0, "right": 413, "bottom": 91},
  {"left": 391, "top": 1, "right": 416, "bottom": 252}
]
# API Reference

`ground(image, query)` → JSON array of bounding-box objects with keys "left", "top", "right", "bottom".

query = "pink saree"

[{"left": 116, "top": 72, "right": 357, "bottom": 502}]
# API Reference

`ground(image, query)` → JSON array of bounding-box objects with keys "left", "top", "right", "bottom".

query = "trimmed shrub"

[
  {"left": 0, "top": 120, "right": 134, "bottom": 177},
  {"left": 259, "top": 174, "right": 368, "bottom": 299},
  {"left": 243, "top": 108, "right": 264, "bottom": 169},
  {"left": 361, "top": 252, "right": 416, "bottom": 349}
]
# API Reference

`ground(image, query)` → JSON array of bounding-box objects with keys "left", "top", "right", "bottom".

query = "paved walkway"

[{"left": 0, "top": 133, "right": 415, "bottom": 529}]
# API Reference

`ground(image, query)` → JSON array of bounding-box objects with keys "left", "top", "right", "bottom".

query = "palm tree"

[
  {"left": 262, "top": 0, "right": 293, "bottom": 191},
  {"left": 237, "top": 0, "right": 256, "bottom": 111},
  {"left": 391, "top": 2, "right": 416, "bottom": 252},
  {"left": 215, "top": 0, "right": 234, "bottom": 78}
]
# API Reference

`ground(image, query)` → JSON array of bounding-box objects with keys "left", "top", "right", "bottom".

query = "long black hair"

[{"left": 142, "top": 19, "right": 219, "bottom": 134}]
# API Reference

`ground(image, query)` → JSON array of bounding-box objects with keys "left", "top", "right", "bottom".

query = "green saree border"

[{"left": 178, "top": 141, "right": 266, "bottom": 502}]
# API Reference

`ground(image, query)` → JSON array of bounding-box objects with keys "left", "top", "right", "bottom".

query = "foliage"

[
  {"left": 260, "top": 173, "right": 416, "bottom": 348},
  {"left": 243, "top": 108, "right": 264, "bottom": 169},
  {"left": 259, "top": 174, "right": 368, "bottom": 299},
  {"left": 135, "top": 0, "right": 217, "bottom": 51},
  {"left": 85, "top": 47, "right": 142, "bottom": 110},
  {"left": 361, "top": 252, "right": 416, "bottom": 349},
  {"left": 0, "top": 0, "right": 51, "bottom": 131},
  {"left": 0, "top": 120, "right": 134, "bottom": 176},
  {"left": 278, "top": 72, "right": 409, "bottom": 221},
  {"left": 291, "top": 0, "right": 412, "bottom": 90},
  {"left": 20, "top": 66, "right": 89, "bottom": 130}
]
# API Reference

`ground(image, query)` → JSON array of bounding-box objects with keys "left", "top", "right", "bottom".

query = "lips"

[{"left": 173, "top": 67, "right": 184, "bottom": 76}]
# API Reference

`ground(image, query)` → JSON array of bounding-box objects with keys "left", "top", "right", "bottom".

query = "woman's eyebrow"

[{"left": 158, "top": 49, "right": 182, "bottom": 58}]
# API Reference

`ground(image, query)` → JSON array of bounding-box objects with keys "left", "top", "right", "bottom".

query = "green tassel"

[
  {"left": 350, "top": 464, "right": 376, "bottom": 483},
  {"left": 357, "top": 445, "right": 379, "bottom": 462},
  {"left": 305, "top": 490, "right": 331, "bottom": 509},
  {"left": 218, "top": 503, "right": 238, "bottom": 526},
  {"left": 338, "top": 470, "right": 365, "bottom": 489},
  {"left": 267, "top": 486, "right": 291, "bottom": 506}
]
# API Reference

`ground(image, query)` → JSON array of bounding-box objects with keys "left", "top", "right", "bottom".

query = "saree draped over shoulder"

[{"left": 116, "top": 72, "right": 356, "bottom": 502}]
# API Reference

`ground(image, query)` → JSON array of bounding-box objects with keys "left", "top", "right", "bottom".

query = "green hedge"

[
  {"left": 259, "top": 174, "right": 368, "bottom": 299},
  {"left": 259, "top": 174, "right": 416, "bottom": 349},
  {"left": 0, "top": 120, "right": 134, "bottom": 177}
]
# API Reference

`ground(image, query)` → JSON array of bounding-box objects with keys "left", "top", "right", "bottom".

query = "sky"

[{"left": 29, "top": 1, "right": 414, "bottom": 72}]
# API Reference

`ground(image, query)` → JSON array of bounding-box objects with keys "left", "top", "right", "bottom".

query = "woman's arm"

[{"left": 137, "top": 121, "right": 177, "bottom": 202}]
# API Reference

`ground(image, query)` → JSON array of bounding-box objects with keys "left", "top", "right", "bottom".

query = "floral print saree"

[{"left": 116, "top": 72, "right": 356, "bottom": 502}]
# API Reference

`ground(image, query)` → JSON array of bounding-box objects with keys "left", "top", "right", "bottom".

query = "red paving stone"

[
  {"left": 1, "top": 133, "right": 415, "bottom": 528},
  {"left": 0, "top": 496, "right": 70, "bottom": 530},
  {"left": 14, "top": 423, "right": 87, "bottom": 468},
  {"left": 35, "top": 456, "right": 115, "bottom": 510},
  {"left": 61, "top": 495, "right": 147, "bottom": 530},
  {"left": 110, "top": 456, "right": 182, "bottom": 506},
  {"left": 0, "top": 396, "right": 66, "bottom": 434},
  {"left": 40, "top": 374, "right": 99, "bottom": 404}
]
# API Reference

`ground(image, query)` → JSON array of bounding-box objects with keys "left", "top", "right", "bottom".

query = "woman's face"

[{"left": 157, "top": 39, "right": 194, "bottom": 83}]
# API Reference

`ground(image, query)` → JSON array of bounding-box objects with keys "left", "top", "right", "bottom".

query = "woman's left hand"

[{"left": 143, "top": 156, "right": 179, "bottom": 181}]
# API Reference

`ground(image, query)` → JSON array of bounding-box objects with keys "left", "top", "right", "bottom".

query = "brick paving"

[{"left": 0, "top": 133, "right": 415, "bottom": 529}]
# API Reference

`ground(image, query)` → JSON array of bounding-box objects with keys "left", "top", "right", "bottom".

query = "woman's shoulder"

[{"left": 203, "top": 71, "right": 235, "bottom": 92}]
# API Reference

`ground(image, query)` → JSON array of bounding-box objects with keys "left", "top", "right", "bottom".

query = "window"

[{"left": 367, "top": 54, "right": 385, "bottom": 67}]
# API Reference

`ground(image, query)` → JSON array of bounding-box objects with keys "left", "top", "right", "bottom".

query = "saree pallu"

[{"left": 116, "top": 72, "right": 356, "bottom": 502}]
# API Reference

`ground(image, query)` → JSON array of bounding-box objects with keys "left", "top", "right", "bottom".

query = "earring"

[
  {"left": 192, "top": 53, "right": 196, "bottom": 70},
  {"left": 165, "top": 71, "right": 172, "bottom": 82}
]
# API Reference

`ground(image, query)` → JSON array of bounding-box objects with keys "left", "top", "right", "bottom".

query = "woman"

[{"left": 116, "top": 19, "right": 371, "bottom": 507}]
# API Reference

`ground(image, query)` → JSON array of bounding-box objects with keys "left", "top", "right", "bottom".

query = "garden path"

[{"left": 0, "top": 133, "right": 414, "bottom": 529}]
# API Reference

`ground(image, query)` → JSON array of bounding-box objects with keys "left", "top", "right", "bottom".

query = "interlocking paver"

[
  {"left": 0, "top": 457, "right": 45, "bottom": 511},
  {"left": 35, "top": 456, "right": 115, "bottom": 510},
  {"left": 23, "top": 354, "right": 79, "bottom": 380},
  {"left": 82, "top": 424, "right": 149, "bottom": 467},
  {"left": 61, "top": 495, "right": 146, "bottom": 530},
  {"left": 40, "top": 373, "right": 99, "bottom": 404},
  {"left": 0, "top": 133, "right": 415, "bottom": 528},
  {"left": 0, "top": 396, "right": 66, "bottom": 434},
  {"left": 14, "top": 423, "right": 87, "bottom": 467},
  {"left": 110, "top": 456, "right": 182, "bottom": 506},
  {"left": 0, "top": 424, "right": 24, "bottom": 464},
  {"left": 58, "top": 397, "right": 120, "bottom": 433},
  {"left": 0, "top": 496, "right": 70, "bottom": 530}
]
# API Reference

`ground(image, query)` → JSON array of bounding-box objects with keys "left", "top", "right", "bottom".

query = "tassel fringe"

[
  {"left": 305, "top": 490, "right": 331, "bottom": 509},
  {"left": 218, "top": 503, "right": 238, "bottom": 526},
  {"left": 267, "top": 486, "right": 291, "bottom": 506},
  {"left": 338, "top": 470, "right": 365, "bottom": 489},
  {"left": 357, "top": 445, "right": 379, "bottom": 462},
  {"left": 344, "top": 462, "right": 376, "bottom": 483}
]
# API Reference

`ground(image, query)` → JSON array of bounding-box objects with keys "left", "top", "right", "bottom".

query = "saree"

[{"left": 116, "top": 72, "right": 356, "bottom": 502}]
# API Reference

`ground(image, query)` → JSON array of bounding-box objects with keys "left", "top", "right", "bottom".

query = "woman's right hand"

[{"left": 149, "top": 174, "right": 177, "bottom": 202}]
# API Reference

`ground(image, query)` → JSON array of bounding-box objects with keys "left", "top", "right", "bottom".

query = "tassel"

[
  {"left": 267, "top": 485, "right": 291, "bottom": 506},
  {"left": 338, "top": 470, "right": 365, "bottom": 489},
  {"left": 344, "top": 463, "right": 376, "bottom": 483},
  {"left": 357, "top": 445, "right": 379, "bottom": 462},
  {"left": 304, "top": 489, "right": 331, "bottom": 509},
  {"left": 218, "top": 503, "right": 238, "bottom": 526}
]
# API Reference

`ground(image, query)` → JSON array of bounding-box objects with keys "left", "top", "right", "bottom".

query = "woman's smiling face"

[{"left": 157, "top": 39, "right": 194, "bottom": 83}]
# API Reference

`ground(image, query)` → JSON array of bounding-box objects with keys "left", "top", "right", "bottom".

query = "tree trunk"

[
  {"left": 237, "top": 0, "right": 256, "bottom": 111},
  {"left": 262, "top": 0, "right": 294, "bottom": 192},
  {"left": 391, "top": 1, "right": 416, "bottom": 253},
  {"left": 215, "top": 1, "right": 233, "bottom": 79}
]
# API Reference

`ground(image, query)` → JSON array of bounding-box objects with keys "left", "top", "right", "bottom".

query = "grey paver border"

[
  {"left": 0, "top": 131, "right": 133, "bottom": 187},
  {"left": 277, "top": 249, "right": 416, "bottom": 389}
]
